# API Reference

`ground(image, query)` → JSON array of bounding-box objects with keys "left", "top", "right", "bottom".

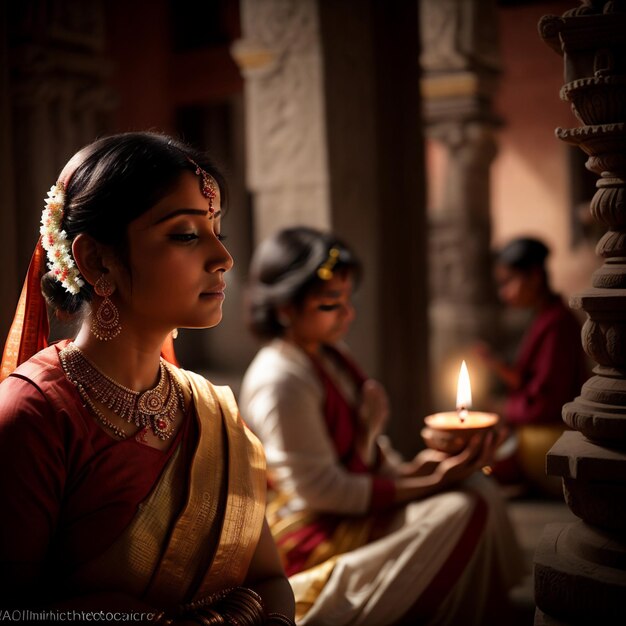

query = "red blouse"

[
  {"left": 505, "top": 298, "right": 589, "bottom": 425},
  {"left": 0, "top": 342, "right": 191, "bottom": 605},
  {"left": 309, "top": 345, "right": 395, "bottom": 510}
]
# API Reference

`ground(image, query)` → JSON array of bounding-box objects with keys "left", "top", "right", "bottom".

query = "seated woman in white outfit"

[{"left": 239, "top": 227, "right": 525, "bottom": 626}]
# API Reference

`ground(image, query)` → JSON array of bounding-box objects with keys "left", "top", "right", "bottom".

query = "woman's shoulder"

[
  {"left": 535, "top": 297, "right": 581, "bottom": 335},
  {"left": 1, "top": 343, "right": 66, "bottom": 400},
  {"left": 0, "top": 370, "right": 51, "bottom": 422},
  {"left": 243, "top": 339, "right": 319, "bottom": 387},
  {"left": 0, "top": 342, "right": 84, "bottom": 432},
  {"left": 239, "top": 341, "right": 324, "bottom": 416}
]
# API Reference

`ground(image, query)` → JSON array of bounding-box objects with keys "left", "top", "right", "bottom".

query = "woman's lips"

[{"left": 200, "top": 284, "right": 226, "bottom": 300}]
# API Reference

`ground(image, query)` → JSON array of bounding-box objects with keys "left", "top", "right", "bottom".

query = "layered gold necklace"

[{"left": 60, "top": 344, "right": 184, "bottom": 440}]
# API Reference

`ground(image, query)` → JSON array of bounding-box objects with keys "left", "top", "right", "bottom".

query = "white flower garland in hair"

[{"left": 40, "top": 182, "right": 85, "bottom": 295}]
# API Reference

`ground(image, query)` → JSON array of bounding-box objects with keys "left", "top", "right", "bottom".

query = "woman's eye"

[
  {"left": 169, "top": 233, "right": 198, "bottom": 243},
  {"left": 217, "top": 233, "right": 228, "bottom": 242},
  {"left": 318, "top": 303, "right": 341, "bottom": 312}
]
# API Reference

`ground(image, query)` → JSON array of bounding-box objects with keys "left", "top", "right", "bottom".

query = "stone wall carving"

[
  {"left": 232, "top": 0, "right": 330, "bottom": 244},
  {"left": 420, "top": 0, "right": 500, "bottom": 74}
]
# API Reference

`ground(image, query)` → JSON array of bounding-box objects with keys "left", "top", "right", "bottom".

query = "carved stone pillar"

[
  {"left": 232, "top": 0, "right": 331, "bottom": 245},
  {"left": 419, "top": 0, "right": 501, "bottom": 407},
  {"left": 7, "top": 0, "right": 116, "bottom": 279},
  {"left": 234, "top": 1, "right": 429, "bottom": 454},
  {"left": 535, "top": 3, "right": 626, "bottom": 624}
]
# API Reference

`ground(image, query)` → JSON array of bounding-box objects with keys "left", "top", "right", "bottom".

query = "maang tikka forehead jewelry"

[{"left": 187, "top": 157, "right": 217, "bottom": 213}]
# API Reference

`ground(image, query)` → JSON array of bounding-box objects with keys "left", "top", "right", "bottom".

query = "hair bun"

[{"left": 41, "top": 270, "right": 89, "bottom": 316}]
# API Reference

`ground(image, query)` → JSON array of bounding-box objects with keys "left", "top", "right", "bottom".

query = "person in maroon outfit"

[{"left": 476, "top": 237, "right": 589, "bottom": 496}]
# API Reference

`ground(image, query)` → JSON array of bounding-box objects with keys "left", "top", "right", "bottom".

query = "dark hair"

[
  {"left": 246, "top": 227, "right": 361, "bottom": 340},
  {"left": 41, "top": 132, "right": 226, "bottom": 315},
  {"left": 496, "top": 237, "right": 550, "bottom": 272}
]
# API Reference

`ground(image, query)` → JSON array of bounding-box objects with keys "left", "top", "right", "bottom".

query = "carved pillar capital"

[
  {"left": 428, "top": 119, "right": 499, "bottom": 172},
  {"left": 419, "top": 0, "right": 500, "bottom": 75}
]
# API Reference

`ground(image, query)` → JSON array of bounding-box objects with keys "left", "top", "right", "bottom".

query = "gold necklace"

[{"left": 60, "top": 344, "right": 185, "bottom": 440}]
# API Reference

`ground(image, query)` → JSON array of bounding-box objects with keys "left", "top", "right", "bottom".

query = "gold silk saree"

[{"left": 68, "top": 369, "right": 267, "bottom": 610}]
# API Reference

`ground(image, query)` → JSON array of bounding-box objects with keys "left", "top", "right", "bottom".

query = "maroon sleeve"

[
  {"left": 0, "top": 375, "right": 67, "bottom": 604},
  {"left": 369, "top": 476, "right": 396, "bottom": 511},
  {"left": 505, "top": 318, "right": 582, "bottom": 425}
]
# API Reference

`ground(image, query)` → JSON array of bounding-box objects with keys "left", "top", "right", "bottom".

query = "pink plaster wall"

[{"left": 492, "top": 1, "right": 601, "bottom": 298}]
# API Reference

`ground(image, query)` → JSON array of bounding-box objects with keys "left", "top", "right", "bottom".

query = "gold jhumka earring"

[{"left": 91, "top": 275, "right": 122, "bottom": 341}]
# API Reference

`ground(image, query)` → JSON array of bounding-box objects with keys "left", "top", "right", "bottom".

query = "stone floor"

[{"left": 506, "top": 497, "right": 577, "bottom": 625}]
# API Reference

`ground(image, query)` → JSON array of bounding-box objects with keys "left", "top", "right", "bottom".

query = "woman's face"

[
  {"left": 284, "top": 271, "right": 356, "bottom": 352},
  {"left": 494, "top": 263, "right": 541, "bottom": 308},
  {"left": 114, "top": 171, "right": 233, "bottom": 334}
]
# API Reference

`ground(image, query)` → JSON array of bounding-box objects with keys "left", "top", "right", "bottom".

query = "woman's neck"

[
  {"left": 534, "top": 288, "right": 558, "bottom": 313},
  {"left": 73, "top": 325, "right": 166, "bottom": 391},
  {"left": 281, "top": 331, "right": 321, "bottom": 357}
]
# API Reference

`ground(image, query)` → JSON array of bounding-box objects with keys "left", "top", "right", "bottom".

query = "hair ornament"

[
  {"left": 187, "top": 157, "right": 217, "bottom": 213},
  {"left": 317, "top": 247, "right": 341, "bottom": 281},
  {"left": 40, "top": 182, "right": 85, "bottom": 295}
]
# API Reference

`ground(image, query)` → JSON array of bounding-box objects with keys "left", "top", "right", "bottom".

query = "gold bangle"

[
  {"left": 223, "top": 587, "right": 264, "bottom": 624},
  {"left": 194, "top": 607, "right": 226, "bottom": 625},
  {"left": 182, "top": 587, "right": 234, "bottom": 613}
]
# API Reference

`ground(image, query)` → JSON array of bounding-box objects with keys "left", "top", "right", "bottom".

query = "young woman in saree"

[
  {"left": 0, "top": 132, "right": 295, "bottom": 625},
  {"left": 240, "top": 227, "right": 525, "bottom": 626},
  {"left": 474, "top": 237, "right": 589, "bottom": 496}
]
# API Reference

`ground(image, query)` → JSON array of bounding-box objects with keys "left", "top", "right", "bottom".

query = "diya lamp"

[{"left": 422, "top": 361, "right": 499, "bottom": 455}]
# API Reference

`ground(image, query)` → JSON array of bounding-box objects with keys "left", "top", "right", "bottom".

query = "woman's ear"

[
  {"left": 71, "top": 234, "right": 115, "bottom": 287},
  {"left": 276, "top": 304, "right": 294, "bottom": 328}
]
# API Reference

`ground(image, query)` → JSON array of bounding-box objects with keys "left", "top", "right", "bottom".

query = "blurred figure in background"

[
  {"left": 240, "top": 227, "right": 525, "bottom": 626},
  {"left": 475, "top": 237, "right": 589, "bottom": 497}
]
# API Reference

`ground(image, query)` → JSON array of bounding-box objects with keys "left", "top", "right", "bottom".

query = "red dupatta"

[
  {"left": 0, "top": 242, "right": 49, "bottom": 382},
  {"left": 308, "top": 345, "right": 371, "bottom": 472}
]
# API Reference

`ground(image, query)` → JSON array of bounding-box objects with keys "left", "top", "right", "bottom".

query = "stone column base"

[
  {"left": 534, "top": 608, "right": 574, "bottom": 626},
  {"left": 534, "top": 521, "right": 626, "bottom": 623}
]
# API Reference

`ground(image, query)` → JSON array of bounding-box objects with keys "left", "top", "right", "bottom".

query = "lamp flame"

[{"left": 456, "top": 360, "right": 472, "bottom": 417}]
